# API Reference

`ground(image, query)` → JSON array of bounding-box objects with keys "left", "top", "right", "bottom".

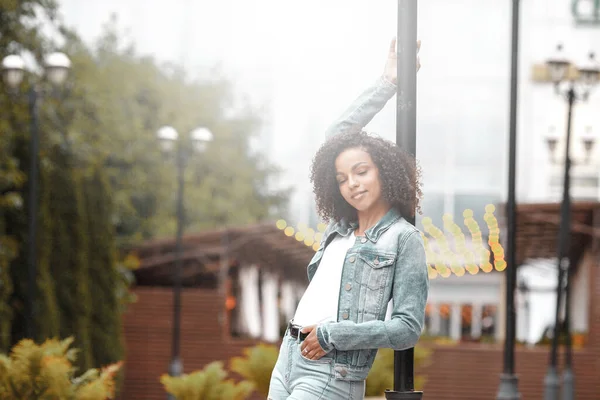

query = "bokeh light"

[{"left": 277, "top": 204, "right": 507, "bottom": 277}]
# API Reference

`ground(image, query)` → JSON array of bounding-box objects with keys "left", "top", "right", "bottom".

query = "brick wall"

[
  {"left": 119, "top": 288, "right": 263, "bottom": 400},
  {"left": 418, "top": 345, "right": 598, "bottom": 399}
]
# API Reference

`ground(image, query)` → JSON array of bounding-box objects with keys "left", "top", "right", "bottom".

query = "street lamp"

[
  {"left": 157, "top": 125, "right": 213, "bottom": 397},
  {"left": 1, "top": 51, "right": 71, "bottom": 340},
  {"left": 542, "top": 44, "right": 599, "bottom": 400},
  {"left": 496, "top": 1, "right": 521, "bottom": 399}
]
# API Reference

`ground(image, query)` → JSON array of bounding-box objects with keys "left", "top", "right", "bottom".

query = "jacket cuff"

[
  {"left": 378, "top": 75, "right": 397, "bottom": 92},
  {"left": 316, "top": 323, "right": 335, "bottom": 353}
]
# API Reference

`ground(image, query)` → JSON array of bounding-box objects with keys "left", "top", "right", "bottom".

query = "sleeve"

[{"left": 324, "top": 76, "right": 397, "bottom": 141}]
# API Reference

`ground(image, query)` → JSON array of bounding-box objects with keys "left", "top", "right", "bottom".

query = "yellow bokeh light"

[
  {"left": 495, "top": 260, "right": 507, "bottom": 271},
  {"left": 481, "top": 262, "right": 494, "bottom": 273},
  {"left": 276, "top": 219, "right": 287, "bottom": 230},
  {"left": 277, "top": 204, "right": 506, "bottom": 280}
]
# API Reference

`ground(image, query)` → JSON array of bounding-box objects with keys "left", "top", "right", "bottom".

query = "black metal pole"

[
  {"left": 496, "top": 0, "right": 521, "bottom": 399},
  {"left": 544, "top": 86, "right": 574, "bottom": 400},
  {"left": 168, "top": 143, "right": 185, "bottom": 399},
  {"left": 26, "top": 87, "right": 40, "bottom": 341},
  {"left": 562, "top": 254, "right": 574, "bottom": 400},
  {"left": 387, "top": 1, "right": 421, "bottom": 399}
]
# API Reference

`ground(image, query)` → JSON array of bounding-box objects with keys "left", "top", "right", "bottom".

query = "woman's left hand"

[
  {"left": 300, "top": 325, "right": 327, "bottom": 360},
  {"left": 382, "top": 37, "right": 421, "bottom": 84}
]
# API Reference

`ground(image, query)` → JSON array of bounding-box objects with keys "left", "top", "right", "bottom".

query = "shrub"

[
  {"left": 229, "top": 343, "right": 279, "bottom": 397},
  {"left": 0, "top": 337, "right": 122, "bottom": 400},
  {"left": 160, "top": 361, "right": 254, "bottom": 400},
  {"left": 365, "top": 347, "right": 431, "bottom": 397}
]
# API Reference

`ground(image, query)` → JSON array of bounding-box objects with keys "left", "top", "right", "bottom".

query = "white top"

[{"left": 292, "top": 232, "right": 355, "bottom": 327}]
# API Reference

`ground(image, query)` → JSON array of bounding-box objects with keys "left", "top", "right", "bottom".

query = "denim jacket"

[{"left": 312, "top": 77, "right": 430, "bottom": 381}]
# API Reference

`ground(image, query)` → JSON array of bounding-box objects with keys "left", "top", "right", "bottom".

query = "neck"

[{"left": 355, "top": 203, "right": 391, "bottom": 236}]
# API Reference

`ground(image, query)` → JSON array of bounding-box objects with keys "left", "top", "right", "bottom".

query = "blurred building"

[
  {"left": 120, "top": 202, "right": 600, "bottom": 399},
  {"left": 120, "top": 223, "right": 311, "bottom": 400}
]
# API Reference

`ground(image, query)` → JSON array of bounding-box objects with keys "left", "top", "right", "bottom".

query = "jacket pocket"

[{"left": 356, "top": 251, "right": 396, "bottom": 290}]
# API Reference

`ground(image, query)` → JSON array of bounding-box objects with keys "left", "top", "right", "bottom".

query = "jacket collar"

[{"left": 329, "top": 207, "right": 402, "bottom": 243}]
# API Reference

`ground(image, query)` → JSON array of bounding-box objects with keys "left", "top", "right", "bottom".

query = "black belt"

[{"left": 287, "top": 320, "right": 308, "bottom": 342}]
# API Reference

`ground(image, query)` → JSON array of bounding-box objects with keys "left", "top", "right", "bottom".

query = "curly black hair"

[{"left": 310, "top": 129, "right": 422, "bottom": 223}]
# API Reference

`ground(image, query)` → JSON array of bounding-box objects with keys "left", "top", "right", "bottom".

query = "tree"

[
  {"left": 59, "top": 16, "right": 288, "bottom": 245},
  {"left": 81, "top": 165, "right": 123, "bottom": 367},
  {"left": 45, "top": 145, "right": 92, "bottom": 370},
  {"left": 1, "top": 0, "right": 288, "bottom": 373},
  {"left": 0, "top": 0, "right": 63, "bottom": 353}
]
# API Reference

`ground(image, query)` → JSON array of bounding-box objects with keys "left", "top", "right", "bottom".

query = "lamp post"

[
  {"left": 157, "top": 125, "right": 213, "bottom": 399},
  {"left": 542, "top": 44, "right": 599, "bottom": 400},
  {"left": 1, "top": 52, "right": 71, "bottom": 340},
  {"left": 389, "top": 1, "right": 421, "bottom": 399},
  {"left": 496, "top": 1, "right": 521, "bottom": 399}
]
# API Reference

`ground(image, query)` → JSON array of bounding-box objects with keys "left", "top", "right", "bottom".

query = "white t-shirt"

[{"left": 292, "top": 233, "right": 355, "bottom": 327}]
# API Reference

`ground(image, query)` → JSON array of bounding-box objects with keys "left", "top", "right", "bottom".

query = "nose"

[{"left": 348, "top": 175, "right": 359, "bottom": 189}]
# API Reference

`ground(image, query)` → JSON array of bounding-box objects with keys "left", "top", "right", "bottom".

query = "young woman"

[{"left": 267, "top": 39, "right": 429, "bottom": 400}]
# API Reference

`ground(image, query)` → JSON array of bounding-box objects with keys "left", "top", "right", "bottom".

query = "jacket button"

[
  {"left": 345, "top": 283, "right": 352, "bottom": 291},
  {"left": 340, "top": 368, "right": 348, "bottom": 377},
  {"left": 342, "top": 312, "right": 349, "bottom": 319},
  {"left": 361, "top": 238, "right": 367, "bottom": 243},
  {"left": 374, "top": 258, "right": 380, "bottom": 265},
  {"left": 349, "top": 256, "right": 356, "bottom": 263}
]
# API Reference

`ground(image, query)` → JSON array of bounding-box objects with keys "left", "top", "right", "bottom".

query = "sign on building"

[{"left": 572, "top": 0, "right": 600, "bottom": 25}]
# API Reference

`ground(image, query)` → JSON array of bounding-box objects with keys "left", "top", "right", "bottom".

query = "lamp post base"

[
  {"left": 562, "top": 367, "right": 574, "bottom": 400},
  {"left": 167, "top": 357, "right": 183, "bottom": 400},
  {"left": 543, "top": 366, "right": 560, "bottom": 400},
  {"left": 496, "top": 373, "right": 521, "bottom": 399},
  {"left": 384, "top": 390, "right": 423, "bottom": 399}
]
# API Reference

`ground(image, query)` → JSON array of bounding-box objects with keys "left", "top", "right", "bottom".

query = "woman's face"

[{"left": 335, "top": 147, "right": 386, "bottom": 214}]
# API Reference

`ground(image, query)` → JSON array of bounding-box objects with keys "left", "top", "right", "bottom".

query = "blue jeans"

[{"left": 268, "top": 332, "right": 365, "bottom": 400}]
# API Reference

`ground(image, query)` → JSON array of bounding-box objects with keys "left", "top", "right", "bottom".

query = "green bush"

[
  {"left": 365, "top": 347, "right": 431, "bottom": 397},
  {"left": 160, "top": 361, "right": 254, "bottom": 400},
  {"left": 0, "top": 337, "right": 122, "bottom": 400},
  {"left": 230, "top": 343, "right": 279, "bottom": 397}
]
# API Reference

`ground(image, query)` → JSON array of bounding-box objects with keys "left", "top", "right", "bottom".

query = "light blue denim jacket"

[{"left": 312, "top": 77, "right": 429, "bottom": 381}]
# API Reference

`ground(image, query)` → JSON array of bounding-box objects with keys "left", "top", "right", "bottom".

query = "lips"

[{"left": 351, "top": 191, "right": 367, "bottom": 200}]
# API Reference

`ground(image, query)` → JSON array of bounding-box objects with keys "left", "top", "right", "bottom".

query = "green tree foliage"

[
  {"left": 0, "top": 0, "right": 64, "bottom": 353},
  {"left": 45, "top": 146, "right": 92, "bottom": 371},
  {"left": 0, "top": 336, "right": 122, "bottom": 400},
  {"left": 365, "top": 347, "right": 432, "bottom": 396},
  {"left": 1, "top": 0, "right": 286, "bottom": 376},
  {"left": 33, "top": 157, "right": 60, "bottom": 343},
  {"left": 229, "top": 343, "right": 279, "bottom": 397},
  {"left": 80, "top": 165, "right": 122, "bottom": 368},
  {"left": 60, "top": 16, "right": 288, "bottom": 245},
  {"left": 160, "top": 361, "right": 254, "bottom": 400}
]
